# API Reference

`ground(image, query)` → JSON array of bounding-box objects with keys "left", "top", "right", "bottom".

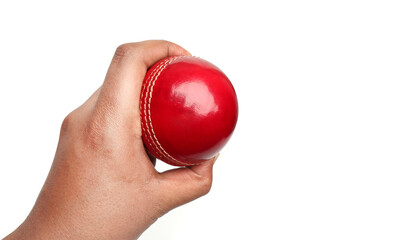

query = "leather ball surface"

[{"left": 140, "top": 56, "right": 238, "bottom": 166}]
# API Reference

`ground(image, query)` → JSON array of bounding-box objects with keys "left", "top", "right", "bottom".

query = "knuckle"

[
  {"left": 200, "top": 177, "right": 213, "bottom": 195},
  {"left": 115, "top": 44, "right": 131, "bottom": 56},
  {"left": 60, "top": 112, "right": 75, "bottom": 135},
  {"left": 192, "top": 174, "right": 212, "bottom": 196},
  {"left": 113, "top": 43, "right": 139, "bottom": 62}
]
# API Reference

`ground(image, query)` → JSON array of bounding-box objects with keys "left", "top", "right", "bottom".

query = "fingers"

[
  {"left": 77, "top": 41, "right": 189, "bottom": 171},
  {"left": 94, "top": 40, "right": 190, "bottom": 127},
  {"left": 113, "top": 40, "right": 191, "bottom": 69},
  {"left": 155, "top": 154, "right": 219, "bottom": 211}
]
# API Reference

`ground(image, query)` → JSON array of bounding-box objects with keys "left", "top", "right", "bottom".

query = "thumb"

[{"left": 155, "top": 154, "right": 219, "bottom": 211}]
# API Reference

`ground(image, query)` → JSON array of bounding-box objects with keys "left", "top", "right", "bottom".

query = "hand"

[{"left": 5, "top": 40, "right": 218, "bottom": 240}]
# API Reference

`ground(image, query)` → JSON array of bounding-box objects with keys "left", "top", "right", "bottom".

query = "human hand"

[{"left": 5, "top": 40, "right": 218, "bottom": 240}]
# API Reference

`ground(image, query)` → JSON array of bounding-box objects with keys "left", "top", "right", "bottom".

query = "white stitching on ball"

[{"left": 145, "top": 56, "right": 195, "bottom": 166}]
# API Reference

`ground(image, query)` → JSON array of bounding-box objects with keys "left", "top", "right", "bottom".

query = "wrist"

[
  {"left": 4, "top": 217, "right": 70, "bottom": 240},
  {"left": 4, "top": 200, "right": 74, "bottom": 240}
]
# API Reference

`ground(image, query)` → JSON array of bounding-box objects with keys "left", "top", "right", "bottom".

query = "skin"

[{"left": 4, "top": 40, "right": 218, "bottom": 240}]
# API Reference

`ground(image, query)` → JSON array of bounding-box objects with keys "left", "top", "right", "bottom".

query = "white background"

[{"left": 1, "top": 1, "right": 396, "bottom": 239}]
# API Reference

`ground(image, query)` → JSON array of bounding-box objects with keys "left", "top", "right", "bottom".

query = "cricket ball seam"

[
  {"left": 146, "top": 56, "right": 190, "bottom": 166},
  {"left": 144, "top": 56, "right": 194, "bottom": 166},
  {"left": 141, "top": 59, "right": 169, "bottom": 161},
  {"left": 144, "top": 57, "right": 186, "bottom": 165},
  {"left": 144, "top": 57, "right": 178, "bottom": 164}
]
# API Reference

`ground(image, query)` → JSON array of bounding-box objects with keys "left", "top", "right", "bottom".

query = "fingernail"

[{"left": 213, "top": 153, "right": 220, "bottom": 163}]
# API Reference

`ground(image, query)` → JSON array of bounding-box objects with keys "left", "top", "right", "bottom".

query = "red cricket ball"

[{"left": 140, "top": 56, "right": 238, "bottom": 166}]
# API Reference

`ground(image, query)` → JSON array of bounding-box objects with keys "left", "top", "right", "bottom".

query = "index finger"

[{"left": 95, "top": 40, "right": 190, "bottom": 123}]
